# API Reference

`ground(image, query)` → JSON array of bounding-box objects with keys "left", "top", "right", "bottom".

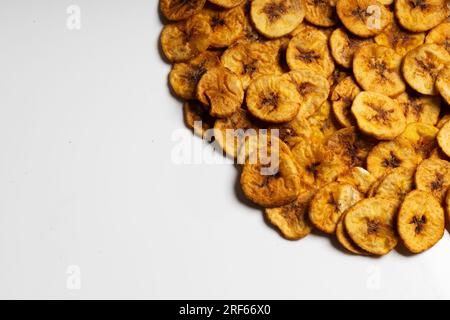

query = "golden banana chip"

[
  {"left": 337, "top": 167, "right": 376, "bottom": 194},
  {"left": 426, "top": 21, "right": 450, "bottom": 54},
  {"left": 246, "top": 75, "right": 301, "bottom": 123},
  {"left": 331, "top": 76, "right": 361, "bottom": 127},
  {"left": 251, "top": 0, "right": 305, "bottom": 38},
  {"left": 328, "top": 68, "right": 349, "bottom": 91},
  {"left": 374, "top": 21, "right": 425, "bottom": 57},
  {"left": 353, "top": 44, "right": 406, "bottom": 97},
  {"left": 402, "top": 44, "right": 450, "bottom": 95},
  {"left": 304, "top": 0, "right": 338, "bottom": 27},
  {"left": 336, "top": 212, "right": 369, "bottom": 255},
  {"left": 336, "top": 0, "right": 392, "bottom": 38},
  {"left": 209, "top": 0, "right": 244, "bottom": 8},
  {"left": 169, "top": 51, "right": 221, "bottom": 100},
  {"left": 436, "top": 67, "right": 450, "bottom": 105},
  {"left": 197, "top": 67, "right": 244, "bottom": 118},
  {"left": 345, "top": 197, "right": 400, "bottom": 255},
  {"left": 307, "top": 101, "right": 339, "bottom": 139},
  {"left": 397, "top": 122, "right": 439, "bottom": 160},
  {"left": 415, "top": 158, "right": 450, "bottom": 203},
  {"left": 398, "top": 190, "right": 445, "bottom": 253},
  {"left": 282, "top": 69, "right": 330, "bottom": 118},
  {"left": 286, "top": 28, "right": 335, "bottom": 77},
  {"left": 183, "top": 100, "right": 214, "bottom": 138},
  {"left": 160, "top": 0, "right": 206, "bottom": 21},
  {"left": 367, "top": 140, "right": 419, "bottom": 179},
  {"left": 309, "top": 182, "right": 363, "bottom": 233},
  {"left": 330, "top": 28, "right": 373, "bottom": 69},
  {"left": 372, "top": 167, "right": 415, "bottom": 200},
  {"left": 438, "top": 121, "right": 450, "bottom": 158},
  {"left": 395, "top": 0, "right": 449, "bottom": 32},
  {"left": 437, "top": 114, "right": 450, "bottom": 129},
  {"left": 352, "top": 92, "right": 406, "bottom": 140},
  {"left": 265, "top": 191, "right": 314, "bottom": 240},
  {"left": 394, "top": 92, "right": 441, "bottom": 125}
]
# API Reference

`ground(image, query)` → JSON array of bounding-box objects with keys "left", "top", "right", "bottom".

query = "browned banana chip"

[
  {"left": 397, "top": 122, "right": 439, "bottom": 160},
  {"left": 438, "top": 121, "right": 450, "bottom": 157},
  {"left": 307, "top": 101, "right": 339, "bottom": 139},
  {"left": 286, "top": 28, "right": 335, "bottom": 77},
  {"left": 169, "top": 51, "right": 221, "bottom": 100},
  {"left": 265, "top": 191, "right": 314, "bottom": 240},
  {"left": 426, "top": 21, "right": 450, "bottom": 54},
  {"left": 372, "top": 167, "right": 415, "bottom": 200},
  {"left": 282, "top": 69, "right": 330, "bottom": 118},
  {"left": 398, "top": 190, "right": 445, "bottom": 253},
  {"left": 394, "top": 92, "right": 441, "bottom": 125},
  {"left": 251, "top": 0, "right": 305, "bottom": 38},
  {"left": 199, "top": 6, "right": 245, "bottom": 48},
  {"left": 337, "top": 167, "right": 376, "bottom": 194},
  {"left": 330, "top": 28, "right": 373, "bottom": 69},
  {"left": 197, "top": 67, "right": 244, "bottom": 118},
  {"left": 336, "top": 0, "right": 392, "bottom": 38},
  {"left": 367, "top": 140, "right": 419, "bottom": 179},
  {"left": 395, "top": 0, "right": 449, "bottom": 32},
  {"left": 336, "top": 212, "right": 369, "bottom": 255},
  {"left": 437, "top": 114, "right": 450, "bottom": 129},
  {"left": 436, "top": 67, "right": 450, "bottom": 105},
  {"left": 403, "top": 44, "right": 450, "bottom": 95},
  {"left": 415, "top": 158, "right": 450, "bottom": 203},
  {"left": 352, "top": 92, "right": 406, "bottom": 140},
  {"left": 160, "top": 16, "right": 211, "bottom": 63},
  {"left": 309, "top": 182, "right": 363, "bottom": 233},
  {"left": 160, "top": 0, "right": 206, "bottom": 21},
  {"left": 331, "top": 76, "right": 361, "bottom": 127},
  {"left": 353, "top": 44, "right": 406, "bottom": 97},
  {"left": 304, "top": 0, "right": 338, "bottom": 27},
  {"left": 328, "top": 68, "right": 349, "bottom": 91},
  {"left": 183, "top": 100, "right": 215, "bottom": 138},
  {"left": 246, "top": 75, "right": 301, "bottom": 123},
  {"left": 345, "top": 198, "right": 400, "bottom": 255},
  {"left": 208, "top": 0, "right": 244, "bottom": 8},
  {"left": 374, "top": 21, "right": 425, "bottom": 57},
  {"left": 269, "top": 117, "right": 318, "bottom": 147}
]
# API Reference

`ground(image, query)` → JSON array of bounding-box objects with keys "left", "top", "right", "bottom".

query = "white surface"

[{"left": 1, "top": 0, "right": 450, "bottom": 299}]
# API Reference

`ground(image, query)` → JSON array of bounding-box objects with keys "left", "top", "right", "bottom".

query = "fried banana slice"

[
  {"left": 372, "top": 167, "right": 415, "bottom": 200},
  {"left": 282, "top": 69, "right": 330, "bottom": 118},
  {"left": 246, "top": 75, "right": 301, "bottom": 123},
  {"left": 330, "top": 28, "right": 373, "bottom": 69},
  {"left": 337, "top": 167, "right": 376, "bottom": 194},
  {"left": 395, "top": 92, "right": 441, "bottom": 125},
  {"left": 437, "top": 115, "right": 450, "bottom": 129},
  {"left": 251, "top": 0, "right": 305, "bottom": 38},
  {"left": 304, "top": 0, "right": 338, "bottom": 27},
  {"left": 328, "top": 68, "right": 349, "bottom": 91},
  {"left": 398, "top": 190, "right": 445, "bottom": 253},
  {"left": 374, "top": 21, "right": 425, "bottom": 57},
  {"left": 344, "top": 198, "right": 400, "bottom": 255},
  {"left": 352, "top": 92, "right": 406, "bottom": 140},
  {"left": 397, "top": 122, "right": 439, "bottom": 160},
  {"left": 265, "top": 191, "right": 314, "bottom": 240},
  {"left": 221, "top": 41, "right": 282, "bottom": 90},
  {"left": 367, "top": 140, "right": 419, "bottom": 179},
  {"left": 436, "top": 67, "right": 450, "bottom": 105},
  {"left": 183, "top": 100, "right": 215, "bottom": 138},
  {"left": 438, "top": 121, "right": 450, "bottom": 157},
  {"left": 353, "top": 44, "right": 406, "bottom": 97},
  {"left": 199, "top": 6, "right": 245, "bottom": 48},
  {"left": 307, "top": 101, "right": 339, "bottom": 139},
  {"left": 331, "top": 76, "right": 361, "bottom": 127},
  {"left": 208, "top": 0, "right": 244, "bottom": 8},
  {"left": 395, "top": 0, "right": 448, "bottom": 32},
  {"left": 160, "top": 16, "right": 211, "bottom": 63},
  {"left": 160, "top": 0, "right": 206, "bottom": 21},
  {"left": 336, "top": 0, "right": 392, "bottom": 38},
  {"left": 402, "top": 44, "right": 450, "bottom": 95},
  {"left": 336, "top": 213, "right": 369, "bottom": 254},
  {"left": 415, "top": 158, "right": 450, "bottom": 203},
  {"left": 286, "top": 28, "right": 335, "bottom": 77},
  {"left": 169, "top": 51, "right": 221, "bottom": 100},
  {"left": 426, "top": 21, "right": 450, "bottom": 54},
  {"left": 309, "top": 182, "right": 363, "bottom": 233},
  {"left": 197, "top": 67, "right": 244, "bottom": 118}
]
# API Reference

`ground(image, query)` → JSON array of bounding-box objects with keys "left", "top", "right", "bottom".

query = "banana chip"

[
  {"left": 307, "top": 101, "right": 339, "bottom": 139},
  {"left": 337, "top": 167, "right": 376, "bottom": 194},
  {"left": 438, "top": 121, "right": 450, "bottom": 157},
  {"left": 328, "top": 68, "right": 349, "bottom": 91},
  {"left": 331, "top": 76, "right": 361, "bottom": 127},
  {"left": 330, "top": 28, "right": 373, "bottom": 69},
  {"left": 397, "top": 122, "right": 439, "bottom": 160},
  {"left": 426, "top": 21, "right": 450, "bottom": 54},
  {"left": 415, "top": 158, "right": 450, "bottom": 203},
  {"left": 394, "top": 92, "right": 441, "bottom": 125},
  {"left": 374, "top": 21, "right": 425, "bottom": 57},
  {"left": 286, "top": 28, "right": 335, "bottom": 77},
  {"left": 437, "top": 115, "right": 450, "bottom": 129},
  {"left": 251, "top": 0, "right": 305, "bottom": 38},
  {"left": 209, "top": 0, "right": 244, "bottom": 8},
  {"left": 197, "top": 67, "right": 244, "bottom": 118},
  {"left": 183, "top": 100, "right": 215, "bottom": 138},
  {"left": 246, "top": 75, "right": 301, "bottom": 123},
  {"left": 353, "top": 44, "right": 406, "bottom": 97},
  {"left": 304, "top": 0, "right": 338, "bottom": 27},
  {"left": 309, "top": 182, "right": 363, "bottom": 233},
  {"left": 336, "top": 212, "right": 369, "bottom": 254},
  {"left": 160, "top": 0, "right": 206, "bottom": 21},
  {"left": 436, "top": 67, "right": 450, "bottom": 105},
  {"left": 398, "top": 190, "right": 445, "bottom": 253},
  {"left": 169, "top": 51, "right": 221, "bottom": 100},
  {"left": 403, "top": 44, "right": 450, "bottom": 95},
  {"left": 395, "top": 0, "right": 449, "bottom": 32},
  {"left": 336, "top": 0, "right": 392, "bottom": 38},
  {"left": 265, "top": 191, "right": 314, "bottom": 240},
  {"left": 345, "top": 198, "right": 400, "bottom": 255},
  {"left": 352, "top": 92, "right": 406, "bottom": 140},
  {"left": 372, "top": 167, "right": 415, "bottom": 200}
]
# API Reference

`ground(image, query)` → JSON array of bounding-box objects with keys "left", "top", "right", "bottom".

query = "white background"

[{"left": 1, "top": 0, "right": 450, "bottom": 299}]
